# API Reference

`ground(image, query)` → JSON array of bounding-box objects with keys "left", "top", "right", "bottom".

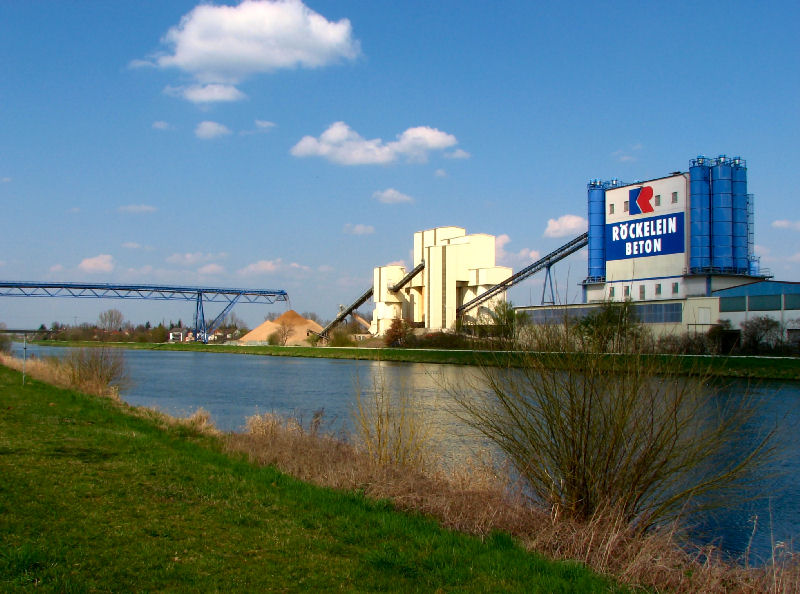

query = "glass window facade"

[
  {"left": 719, "top": 296, "right": 746, "bottom": 312},
  {"left": 526, "top": 303, "right": 682, "bottom": 325},
  {"left": 749, "top": 295, "right": 781, "bottom": 311}
]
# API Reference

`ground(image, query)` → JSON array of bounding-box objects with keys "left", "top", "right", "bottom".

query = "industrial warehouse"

[
  {"left": 344, "top": 154, "right": 799, "bottom": 342},
  {"left": 518, "top": 154, "right": 800, "bottom": 340}
]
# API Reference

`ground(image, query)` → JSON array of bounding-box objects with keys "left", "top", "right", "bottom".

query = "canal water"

[{"left": 13, "top": 343, "right": 800, "bottom": 563}]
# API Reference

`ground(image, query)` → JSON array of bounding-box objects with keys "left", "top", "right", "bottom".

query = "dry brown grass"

[
  {"left": 0, "top": 350, "right": 123, "bottom": 399},
  {"left": 226, "top": 409, "right": 800, "bottom": 593}
]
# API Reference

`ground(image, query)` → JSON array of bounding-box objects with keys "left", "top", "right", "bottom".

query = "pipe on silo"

[
  {"left": 690, "top": 156, "right": 712, "bottom": 271},
  {"left": 711, "top": 155, "right": 733, "bottom": 271},
  {"left": 587, "top": 181, "right": 606, "bottom": 279}
]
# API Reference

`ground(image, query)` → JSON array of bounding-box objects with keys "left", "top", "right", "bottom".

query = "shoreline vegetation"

[
  {"left": 26, "top": 339, "right": 800, "bottom": 380},
  {"left": 2, "top": 350, "right": 799, "bottom": 591}
]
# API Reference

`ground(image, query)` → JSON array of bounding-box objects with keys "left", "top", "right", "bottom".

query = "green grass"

[
  {"left": 0, "top": 365, "right": 623, "bottom": 592},
  {"left": 35, "top": 339, "right": 800, "bottom": 380}
]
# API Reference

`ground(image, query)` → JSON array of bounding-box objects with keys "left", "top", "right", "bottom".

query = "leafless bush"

[
  {"left": 351, "top": 373, "right": 432, "bottom": 470},
  {"left": 450, "top": 329, "right": 774, "bottom": 531}
]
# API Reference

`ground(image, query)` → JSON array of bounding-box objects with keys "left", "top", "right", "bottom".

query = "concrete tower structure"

[{"left": 370, "top": 226, "right": 511, "bottom": 335}]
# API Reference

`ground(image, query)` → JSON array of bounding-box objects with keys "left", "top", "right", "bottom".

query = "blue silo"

[
  {"left": 731, "top": 157, "right": 748, "bottom": 273},
  {"left": 689, "top": 156, "right": 712, "bottom": 271},
  {"left": 587, "top": 180, "right": 606, "bottom": 279},
  {"left": 711, "top": 155, "right": 734, "bottom": 270}
]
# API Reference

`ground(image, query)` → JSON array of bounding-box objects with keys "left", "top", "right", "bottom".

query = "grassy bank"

[
  {"left": 0, "top": 364, "right": 621, "bottom": 592},
  {"left": 31, "top": 339, "right": 800, "bottom": 380}
]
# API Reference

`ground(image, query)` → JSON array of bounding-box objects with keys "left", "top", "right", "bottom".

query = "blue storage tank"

[
  {"left": 711, "top": 155, "right": 733, "bottom": 270},
  {"left": 731, "top": 157, "right": 748, "bottom": 273},
  {"left": 587, "top": 180, "right": 606, "bottom": 279},
  {"left": 689, "top": 156, "right": 712, "bottom": 271}
]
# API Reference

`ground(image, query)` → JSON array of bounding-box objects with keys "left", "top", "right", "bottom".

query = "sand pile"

[{"left": 239, "top": 310, "right": 323, "bottom": 346}]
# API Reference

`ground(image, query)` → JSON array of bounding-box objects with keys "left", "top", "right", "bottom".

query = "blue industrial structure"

[
  {"left": 0, "top": 281, "right": 289, "bottom": 343},
  {"left": 687, "top": 155, "right": 754, "bottom": 275}
]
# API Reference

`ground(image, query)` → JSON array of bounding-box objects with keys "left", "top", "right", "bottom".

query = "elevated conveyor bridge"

[
  {"left": 456, "top": 232, "right": 588, "bottom": 317},
  {"left": 0, "top": 281, "right": 289, "bottom": 343}
]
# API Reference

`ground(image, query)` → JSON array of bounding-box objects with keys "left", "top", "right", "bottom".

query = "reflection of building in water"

[
  {"left": 364, "top": 361, "right": 494, "bottom": 469},
  {"left": 371, "top": 227, "right": 511, "bottom": 335}
]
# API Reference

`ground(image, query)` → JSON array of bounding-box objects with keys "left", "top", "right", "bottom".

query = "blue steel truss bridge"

[{"left": 0, "top": 281, "right": 289, "bottom": 343}]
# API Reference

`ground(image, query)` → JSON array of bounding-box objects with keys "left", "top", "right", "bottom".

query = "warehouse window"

[
  {"left": 624, "top": 286, "right": 630, "bottom": 298},
  {"left": 609, "top": 286, "right": 615, "bottom": 298},
  {"left": 609, "top": 203, "right": 615, "bottom": 215},
  {"left": 655, "top": 283, "right": 662, "bottom": 296},
  {"left": 654, "top": 194, "right": 661, "bottom": 207},
  {"left": 785, "top": 294, "right": 800, "bottom": 310},
  {"left": 623, "top": 200, "right": 629, "bottom": 212},
  {"left": 639, "top": 285, "right": 645, "bottom": 300},
  {"left": 719, "top": 296, "right": 746, "bottom": 312},
  {"left": 749, "top": 295, "right": 781, "bottom": 311},
  {"left": 672, "top": 282, "right": 680, "bottom": 295},
  {"left": 671, "top": 191, "right": 678, "bottom": 204}
]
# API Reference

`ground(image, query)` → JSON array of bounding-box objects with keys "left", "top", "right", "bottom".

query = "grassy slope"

[
  {"left": 0, "top": 365, "right": 621, "bottom": 592},
  {"left": 36, "top": 340, "right": 800, "bottom": 380}
]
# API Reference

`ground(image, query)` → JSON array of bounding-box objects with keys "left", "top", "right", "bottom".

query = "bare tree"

[
  {"left": 98, "top": 309, "right": 125, "bottom": 334},
  {"left": 276, "top": 320, "right": 292, "bottom": 346}
]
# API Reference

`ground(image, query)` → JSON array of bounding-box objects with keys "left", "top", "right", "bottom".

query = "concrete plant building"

[{"left": 370, "top": 226, "right": 511, "bottom": 335}]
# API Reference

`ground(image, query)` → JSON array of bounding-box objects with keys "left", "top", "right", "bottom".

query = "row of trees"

[{"left": 37, "top": 309, "right": 251, "bottom": 343}]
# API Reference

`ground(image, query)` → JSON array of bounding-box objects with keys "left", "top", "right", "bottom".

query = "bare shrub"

[
  {"left": 450, "top": 329, "right": 774, "bottom": 531},
  {"left": 351, "top": 374, "right": 432, "bottom": 470},
  {"left": 328, "top": 329, "right": 355, "bottom": 347},
  {"left": 63, "top": 347, "right": 129, "bottom": 398}
]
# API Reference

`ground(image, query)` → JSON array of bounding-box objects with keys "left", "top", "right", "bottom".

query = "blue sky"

[{"left": 2, "top": 0, "right": 799, "bottom": 329}]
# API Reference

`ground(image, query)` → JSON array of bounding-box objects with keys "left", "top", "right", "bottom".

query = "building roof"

[{"left": 713, "top": 280, "right": 800, "bottom": 297}]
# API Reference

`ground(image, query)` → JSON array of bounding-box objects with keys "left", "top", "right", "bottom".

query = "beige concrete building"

[{"left": 370, "top": 226, "right": 511, "bottom": 335}]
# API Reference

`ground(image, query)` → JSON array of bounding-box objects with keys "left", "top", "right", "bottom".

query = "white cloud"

[
  {"left": 195, "top": 121, "right": 232, "bottom": 139},
  {"left": 373, "top": 188, "right": 414, "bottom": 204},
  {"left": 495, "top": 234, "right": 540, "bottom": 266},
  {"left": 788, "top": 253, "right": 800, "bottom": 263},
  {"left": 198, "top": 263, "right": 225, "bottom": 275},
  {"left": 434, "top": 169, "right": 447, "bottom": 178},
  {"left": 386, "top": 260, "right": 406, "bottom": 267},
  {"left": 445, "top": 148, "right": 470, "bottom": 159},
  {"left": 544, "top": 214, "right": 588, "bottom": 238},
  {"left": 144, "top": 0, "right": 360, "bottom": 103},
  {"left": 152, "top": 121, "right": 172, "bottom": 130},
  {"left": 118, "top": 204, "right": 157, "bottom": 214},
  {"left": 122, "top": 242, "right": 142, "bottom": 249},
  {"left": 125, "top": 265, "right": 155, "bottom": 276},
  {"left": 290, "top": 122, "right": 458, "bottom": 165},
  {"left": 68, "top": 207, "right": 80, "bottom": 214},
  {"left": 289, "top": 262, "right": 311, "bottom": 272},
  {"left": 238, "top": 259, "right": 282, "bottom": 275},
  {"left": 1, "top": 177, "right": 11, "bottom": 183},
  {"left": 317, "top": 264, "right": 334, "bottom": 273},
  {"left": 79, "top": 254, "right": 114, "bottom": 274},
  {"left": 612, "top": 144, "right": 643, "bottom": 163},
  {"left": 166, "top": 252, "right": 226, "bottom": 266},
  {"left": 240, "top": 119, "right": 277, "bottom": 136},
  {"left": 49, "top": 264, "right": 64, "bottom": 273},
  {"left": 166, "top": 83, "right": 247, "bottom": 103},
  {"left": 772, "top": 220, "right": 800, "bottom": 231},
  {"left": 343, "top": 223, "right": 374, "bottom": 235}
]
